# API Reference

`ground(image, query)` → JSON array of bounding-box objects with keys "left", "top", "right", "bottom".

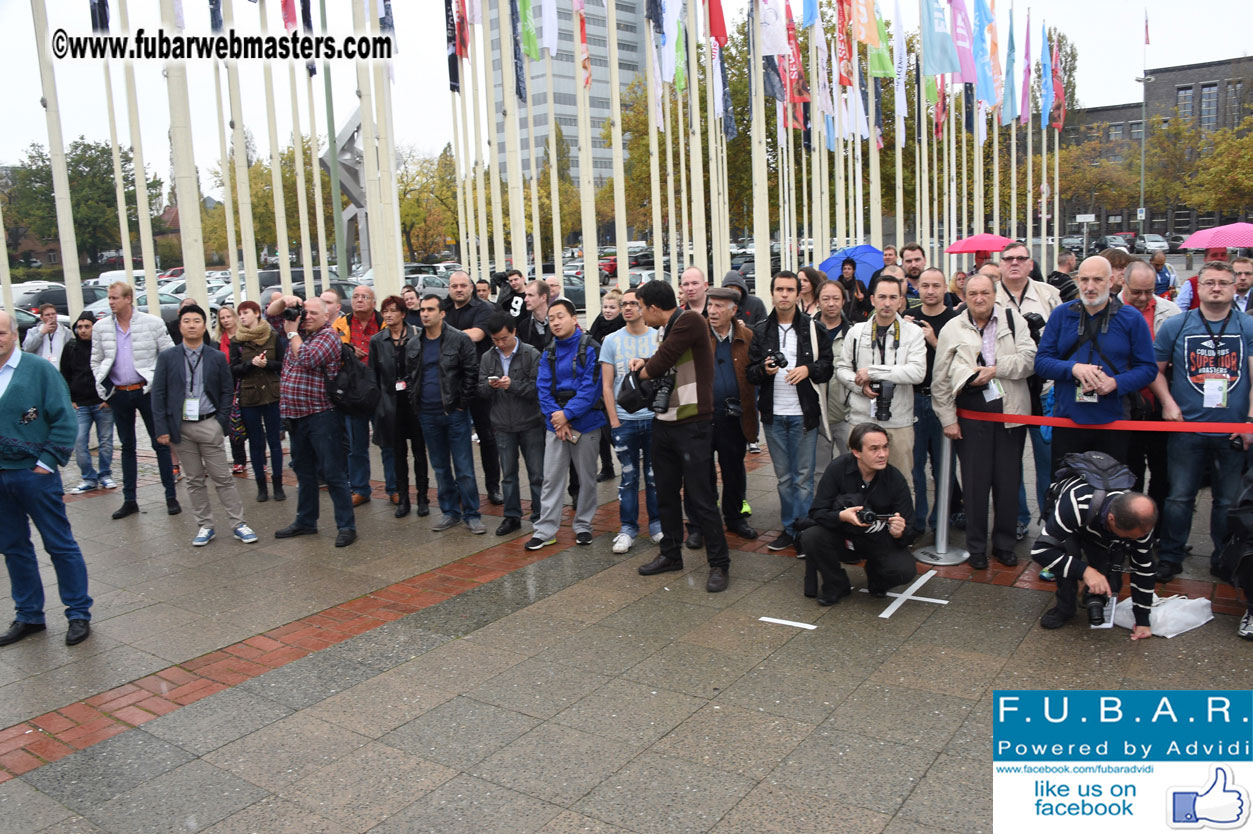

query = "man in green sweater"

[{"left": 0, "top": 311, "right": 92, "bottom": 647}]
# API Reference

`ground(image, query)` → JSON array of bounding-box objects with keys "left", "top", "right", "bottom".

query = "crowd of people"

[{"left": 3, "top": 242, "right": 1252, "bottom": 649}]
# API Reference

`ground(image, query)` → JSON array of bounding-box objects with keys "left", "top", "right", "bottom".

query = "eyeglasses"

[
  {"left": 1001, "top": 255, "right": 1030, "bottom": 263},
  {"left": 620, "top": 301, "right": 640, "bottom": 308},
  {"left": 1199, "top": 280, "right": 1235, "bottom": 288}
]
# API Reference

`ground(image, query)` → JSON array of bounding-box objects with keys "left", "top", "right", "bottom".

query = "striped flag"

[
  {"left": 574, "top": 0, "right": 591, "bottom": 89},
  {"left": 445, "top": 0, "right": 460, "bottom": 92}
]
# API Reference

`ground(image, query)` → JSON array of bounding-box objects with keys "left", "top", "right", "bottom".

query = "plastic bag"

[{"left": 1113, "top": 593, "right": 1213, "bottom": 638}]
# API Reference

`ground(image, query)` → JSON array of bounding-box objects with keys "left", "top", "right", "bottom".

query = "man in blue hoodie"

[
  {"left": 1035, "top": 256, "right": 1157, "bottom": 471},
  {"left": 526, "top": 300, "right": 608, "bottom": 551}
]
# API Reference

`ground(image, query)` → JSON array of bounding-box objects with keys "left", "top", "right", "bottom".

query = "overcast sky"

[{"left": 0, "top": 0, "right": 1247, "bottom": 206}]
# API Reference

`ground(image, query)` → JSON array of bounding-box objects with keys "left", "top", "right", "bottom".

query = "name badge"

[
  {"left": 395, "top": 381, "right": 407, "bottom": 391},
  {"left": 183, "top": 398, "right": 201, "bottom": 421},
  {"left": 1203, "top": 377, "right": 1228, "bottom": 409},
  {"left": 1074, "top": 386, "right": 1099, "bottom": 404},
  {"left": 983, "top": 379, "right": 1004, "bottom": 403}
]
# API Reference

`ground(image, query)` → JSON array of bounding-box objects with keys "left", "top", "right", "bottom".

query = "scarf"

[{"left": 233, "top": 320, "right": 274, "bottom": 345}]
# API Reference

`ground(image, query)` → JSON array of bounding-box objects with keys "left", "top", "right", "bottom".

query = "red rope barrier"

[{"left": 953, "top": 410, "right": 1253, "bottom": 434}]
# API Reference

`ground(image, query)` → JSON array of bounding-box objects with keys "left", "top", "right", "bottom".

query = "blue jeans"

[
  {"left": 0, "top": 468, "right": 92, "bottom": 624},
  {"left": 496, "top": 426, "right": 545, "bottom": 521},
  {"left": 765, "top": 414, "right": 818, "bottom": 536},
  {"left": 420, "top": 409, "right": 481, "bottom": 521},
  {"left": 612, "top": 420, "right": 661, "bottom": 538},
  {"left": 911, "top": 393, "right": 944, "bottom": 530},
  {"left": 290, "top": 409, "right": 355, "bottom": 531},
  {"left": 1160, "top": 433, "right": 1244, "bottom": 568},
  {"left": 109, "top": 387, "right": 176, "bottom": 500},
  {"left": 74, "top": 404, "right": 114, "bottom": 484},
  {"left": 241, "top": 401, "right": 283, "bottom": 481},
  {"left": 344, "top": 412, "right": 396, "bottom": 495},
  {"left": 1017, "top": 425, "right": 1052, "bottom": 525}
]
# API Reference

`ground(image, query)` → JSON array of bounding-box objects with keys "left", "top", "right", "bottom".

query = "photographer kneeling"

[{"left": 799, "top": 422, "right": 915, "bottom": 605}]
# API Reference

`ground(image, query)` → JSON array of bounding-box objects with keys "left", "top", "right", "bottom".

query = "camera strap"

[{"left": 870, "top": 319, "right": 901, "bottom": 365}]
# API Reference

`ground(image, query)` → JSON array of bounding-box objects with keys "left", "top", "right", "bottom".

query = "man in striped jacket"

[{"left": 1031, "top": 477, "right": 1157, "bottom": 640}]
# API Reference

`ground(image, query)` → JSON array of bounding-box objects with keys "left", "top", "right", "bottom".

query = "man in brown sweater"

[{"left": 629, "top": 281, "right": 731, "bottom": 592}]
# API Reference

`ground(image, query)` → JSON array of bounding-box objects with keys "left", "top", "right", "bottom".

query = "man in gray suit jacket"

[{"left": 151, "top": 305, "right": 258, "bottom": 547}]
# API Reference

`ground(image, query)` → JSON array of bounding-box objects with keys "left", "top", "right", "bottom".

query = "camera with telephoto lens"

[
  {"left": 855, "top": 508, "right": 895, "bottom": 525},
  {"left": 281, "top": 303, "right": 306, "bottom": 324},
  {"left": 767, "top": 351, "right": 788, "bottom": 369},
  {"left": 1022, "top": 311, "right": 1047, "bottom": 344},
  {"left": 650, "top": 374, "right": 676, "bottom": 413},
  {"left": 723, "top": 397, "right": 743, "bottom": 418},
  {"left": 1087, "top": 595, "right": 1109, "bottom": 626},
  {"left": 870, "top": 380, "right": 896, "bottom": 421}
]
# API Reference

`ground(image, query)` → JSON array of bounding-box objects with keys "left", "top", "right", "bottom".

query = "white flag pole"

[
  {"left": 574, "top": 8, "right": 600, "bottom": 321},
  {"left": 370, "top": 12, "right": 403, "bottom": 296},
  {"left": 351, "top": 0, "right": 384, "bottom": 278},
  {"left": 545, "top": 53, "right": 562, "bottom": 275},
  {"left": 684, "top": 0, "right": 707, "bottom": 276},
  {"left": 257, "top": 0, "right": 293, "bottom": 294},
  {"left": 116, "top": 0, "right": 158, "bottom": 305},
  {"left": 677, "top": 86, "right": 691, "bottom": 272},
  {"left": 646, "top": 33, "right": 664, "bottom": 280},
  {"left": 993, "top": 112, "right": 1000, "bottom": 236},
  {"left": 497, "top": 0, "right": 529, "bottom": 277},
  {"left": 525, "top": 60, "right": 542, "bottom": 278},
  {"left": 457, "top": 64, "right": 480, "bottom": 282},
  {"left": 221, "top": 0, "right": 260, "bottom": 305},
  {"left": 159, "top": 0, "right": 206, "bottom": 306},
  {"left": 750, "top": 4, "right": 770, "bottom": 307},
  {"left": 212, "top": 61, "right": 240, "bottom": 299},
  {"left": 470, "top": 26, "right": 491, "bottom": 278},
  {"left": 103, "top": 61, "right": 135, "bottom": 287},
  {"left": 664, "top": 89, "right": 679, "bottom": 283},
  {"left": 288, "top": 64, "right": 315, "bottom": 283},
  {"left": 606, "top": 0, "right": 628, "bottom": 288},
  {"left": 485, "top": 16, "right": 506, "bottom": 272},
  {"left": 305, "top": 72, "right": 330, "bottom": 293}
]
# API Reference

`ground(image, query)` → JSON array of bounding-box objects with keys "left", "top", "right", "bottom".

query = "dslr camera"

[
  {"left": 1022, "top": 311, "right": 1046, "bottom": 344},
  {"left": 766, "top": 351, "right": 788, "bottom": 370},
  {"left": 870, "top": 380, "right": 896, "bottom": 421},
  {"left": 855, "top": 508, "right": 895, "bottom": 525},
  {"left": 281, "top": 303, "right": 306, "bottom": 325},
  {"left": 650, "top": 374, "right": 676, "bottom": 413}
]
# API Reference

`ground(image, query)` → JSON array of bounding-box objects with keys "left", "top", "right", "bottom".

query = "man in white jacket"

[
  {"left": 836, "top": 275, "right": 927, "bottom": 477},
  {"left": 21, "top": 304, "right": 72, "bottom": 364},
  {"left": 91, "top": 282, "right": 179, "bottom": 519}
]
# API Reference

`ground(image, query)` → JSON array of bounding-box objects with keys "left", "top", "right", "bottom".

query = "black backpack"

[
  {"left": 1045, "top": 451, "right": 1136, "bottom": 526},
  {"left": 327, "top": 342, "right": 381, "bottom": 417}
]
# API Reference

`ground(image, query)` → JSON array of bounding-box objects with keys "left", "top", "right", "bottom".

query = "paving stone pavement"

[{"left": 0, "top": 433, "right": 1249, "bottom": 833}]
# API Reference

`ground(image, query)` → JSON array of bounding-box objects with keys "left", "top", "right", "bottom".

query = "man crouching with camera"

[
  {"left": 628, "top": 281, "right": 732, "bottom": 592},
  {"left": 798, "top": 422, "right": 916, "bottom": 605}
]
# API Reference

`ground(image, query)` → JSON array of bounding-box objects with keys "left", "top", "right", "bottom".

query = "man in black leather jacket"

[{"left": 405, "top": 294, "right": 485, "bottom": 534}]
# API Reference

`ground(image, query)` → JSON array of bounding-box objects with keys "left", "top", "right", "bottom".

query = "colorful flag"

[
  {"left": 835, "top": 0, "right": 853, "bottom": 86},
  {"left": 852, "top": 0, "right": 879, "bottom": 47},
  {"left": 1019, "top": 10, "right": 1030, "bottom": 126},
  {"left": 301, "top": 0, "right": 316, "bottom": 75},
  {"left": 574, "top": 0, "right": 591, "bottom": 88},
  {"left": 935, "top": 74, "right": 947, "bottom": 137},
  {"left": 1049, "top": 39, "right": 1066, "bottom": 129},
  {"left": 91, "top": 0, "right": 110, "bottom": 31},
  {"left": 280, "top": 0, "right": 297, "bottom": 31},
  {"left": 660, "top": 0, "right": 681, "bottom": 83},
  {"left": 540, "top": 0, "right": 557, "bottom": 55},
  {"left": 759, "top": 0, "right": 789, "bottom": 56},
  {"left": 445, "top": 0, "right": 460, "bottom": 93},
  {"left": 989, "top": 0, "right": 1003, "bottom": 105},
  {"left": 455, "top": 0, "right": 469, "bottom": 58},
  {"left": 510, "top": 0, "right": 526, "bottom": 101},
  {"left": 972, "top": 0, "right": 995, "bottom": 103},
  {"left": 675, "top": 22, "right": 687, "bottom": 93},
  {"left": 816, "top": 23, "right": 834, "bottom": 116},
  {"left": 518, "top": 0, "right": 539, "bottom": 61},
  {"left": 949, "top": 0, "right": 976, "bottom": 83},
  {"left": 786, "top": 6, "right": 811, "bottom": 103},
  {"left": 709, "top": 0, "right": 728, "bottom": 47},
  {"left": 867, "top": 9, "right": 893, "bottom": 78},
  {"left": 1039, "top": 23, "right": 1052, "bottom": 128},
  {"left": 1144, "top": 11, "right": 1149, "bottom": 45},
  {"left": 763, "top": 55, "right": 786, "bottom": 102},
  {"left": 801, "top": 0, "right": 818, "bottom": 29},
  {"left": 920, "top": 0, "right": 960, "bottom": 76},
  {"left": 720, "top": 46, "right": 737, "bottom": 140},
  {"left": 893, "top": 0, "right": 906, "bottom": 147},
  {"left": 1000, "top": 5, "right": 1017, "bottom": 125}
]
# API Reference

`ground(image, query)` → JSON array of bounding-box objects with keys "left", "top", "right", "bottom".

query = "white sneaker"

[
  {"left": 99, "top": 476, "right": 118, "bottom": 489},
  {"left": 67, "top": 482, "right": 97, "bottom": 495},
  {"left": 1239, "top": 611, "right": 1253, "bottom": 641},
  {"left": 650, "top": 532, "right": 664, "bottom": 544},
  {"left": 192, "top": 527, "right": 215, "bottom": 546},
  {"left": 612, "top": 533, "right": 635, "bottom": 554},
  {"left": 232, "top": 523, "right": 259, "bottom": 544},
  {"left": 748, "top": 442, "right": 761, "bottom": 454}
]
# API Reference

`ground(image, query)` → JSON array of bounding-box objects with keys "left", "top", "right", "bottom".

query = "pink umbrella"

[
  {"left": 945, "top": 233, "right": 1016, "bottom": 254},
  {"left": 1181, "top": 223, "right": 1253, "bottom": 250}
]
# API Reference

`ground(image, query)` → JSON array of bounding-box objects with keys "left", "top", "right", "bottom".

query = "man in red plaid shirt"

[{"left": 272, "top": 296, "right": 357, "bottom": 548}]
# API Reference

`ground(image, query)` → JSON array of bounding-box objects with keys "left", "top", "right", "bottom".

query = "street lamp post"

[{"left": 1137, "top": 73, "right": 1155, "bottom": 237}]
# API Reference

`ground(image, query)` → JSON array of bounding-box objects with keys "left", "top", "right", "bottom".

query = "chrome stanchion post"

[{"left": 915, "top": 435, "right": 970, "bottom": 565}]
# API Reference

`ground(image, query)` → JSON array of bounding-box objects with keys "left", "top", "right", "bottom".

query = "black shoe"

[
  {"left": 525, "top": 536, "right": 556, "bottom": 551},
  {"left": 496, "top": 517, "right": 522, "bottom": 536},
  {"left": 768, "top": 532, "right": 795, "bottom": 551},
  {"left": 968, "top": 553, "right": 989, "bottom": 569},
  {"left": 576, "top": 531, "right": 593, "bottom": 546},
  {"left": 1040, "top": 606, "right": 1075, "bottom": 629},
  {"left": 685, "top": 529, "right": 704, "bottom": 550},
  {"left": 256, "top": 480, "right": 269, "bottom": 503},
  {"left": 994, "top": 551, "right": 1019, "bottom": 567},
  {"left": 416, "top": 498, "right": 430, "bottom": 517},
  {"left": 727, "top": 521, "right": 758, "bottom": 540},
  {"left": 274, "top": 523, "right": 318, "bottom": 539},
  {"left": 271, "top": 475, "right": 286, "bottom": 502},
  {"left": 488, "top": 489, "right": 504, "bottom": 506},
  {"left": 638, "top": 555, "right": 684, "bottom": 575},
  {"left": 167, "top": 498, "right": 182, "bottom": 516},
  {"left": 817, "top": 587, "right": 851, "bottom": 606},
  {"left": 0, "top": 621, "right": 46, "bottom": 647},
  {"left": 706, "top": 567, "right": 729, "bottom": 593},
  {"left": 596, "top": 469, "right": 615, "bottom": 482},
  {"left": 394, "top": 499, "right": 410, "bottom": 519},
  {"left": 65, "top": 619, "right": 91, "bottom": 646},
  {"left": 335, "top": 529, "right": 357, "bottom": 548},
  {"left": 1155, "top": 561, "right": 1182, "bottom": 583},
  {"left": 112, "top": 500, "right": 140, "bottom": 520}
]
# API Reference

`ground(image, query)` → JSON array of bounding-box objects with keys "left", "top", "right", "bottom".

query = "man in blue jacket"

[
  {"left": 526, "top": 299, "right": 607, "bottom": 551},
  {"left": 1035, "top": 256, "right": 1157, "bottom": 471}
]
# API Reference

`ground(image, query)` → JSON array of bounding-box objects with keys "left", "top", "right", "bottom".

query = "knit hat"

[{"left": 75, "top": 311, "right": 96, "bottom": 325}]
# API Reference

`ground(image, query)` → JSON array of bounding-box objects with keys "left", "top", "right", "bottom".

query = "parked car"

[
  {"left": 628, "top": 270, "right": 656, "bottom": 287},
  {"left": 1060, "top": 236, "right": 1086, "bottom": 257},
  {"left": 408, "top": 274, "right": 450, "bottom": 300},
  {"left": 552, "top": 272, "right": 586, "bottom": 311},
  {"left": 85, "top": 291, "right": 219, "bottom": 329},
  {"left": 1134, "top": 234, "right": 1170, "bottom": 255},
  {"left": 287, "top": 280, "right": 368, "bottom": 303},
  {"left": 1167, "top": 233, "right": 1189, "bottom": 253},
  {"left": 1089, "top": 235, "right": 1130, "bottom": 256},
  {"left": 10, "top": 282, "right": 109, "bottom": 317},
  {"left": 159, "top": 278, "right": 228, "bottom": 299}
]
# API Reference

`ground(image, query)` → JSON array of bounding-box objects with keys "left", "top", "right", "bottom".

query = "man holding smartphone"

[{"left": 526, "top": 300, "right": 607, "bottom": 551}]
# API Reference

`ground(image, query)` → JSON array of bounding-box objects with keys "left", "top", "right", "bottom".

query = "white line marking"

[
  {"left": 758, "top": 616, "right": 818, "bottom": 630},
  {"left": 877, "top": 569, "right": 944, "bottom": 619},
  {"left": 858, "top": 590, "right": 950, "bottom": 605}
]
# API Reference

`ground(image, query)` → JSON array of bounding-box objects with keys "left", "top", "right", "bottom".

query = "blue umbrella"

[{"left": 818, "top": 245, "right": 884, "bottom": 288}]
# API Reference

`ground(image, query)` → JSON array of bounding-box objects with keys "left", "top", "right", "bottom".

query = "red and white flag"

[
  {"left": 573, "top": 0, "right": 591, "bottom": 88},
  {"left": 1144, "top": 11, "right": 1150, "bottom": 45}
]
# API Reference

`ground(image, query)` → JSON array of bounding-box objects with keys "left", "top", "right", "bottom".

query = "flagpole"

[
  {"left": 975, "top": 104, "right": 984, "bottom": 234},
  {"left": 751, "top": 2, "right": 771, "bottom": 310},
  {"left": 574, "top": 7, "right": 600, "bottom": 321},
  {"left": 30, "top": 0, "right": 82, "bottom": 314},
  {"left": 458, "top": 66, "right": 479, "bottom": 282},
  {"left": 895, "top": 93, "right": 904, "bottom": 249},
  {"left": 222, "top": 0, "right": 259, "bottom": 305},
  {"left": 485, "top": 18, "right": 506, "bottom": 272},
  {"left": 801, "top": 140, "right": 810, "bottom": 266},
  {"left": 373, "top": 14, "right": 404, "bottom": 297},
  {"left": 787, "top": 100, "right": 798, "bottom": 269},
  {"left": 677, "top": 86, "right": 691, "bottom": 272},
  {"left": 851, "top": 44, "right": 865, "bottom": 246},
  {"left": 451, "top": 93, "right": 471, "bottom": 279},
  {"left": 834, "top": 90, "right": 846, "bottom": 252},
  {"left": 664, "top": 89, "right": 679, "bottom": 284},
  {"left": 595, "top": 0, "right": 624, "bottom": 288},
  {"left": 254, "top": 0, "right": 294, "bottom": 293},
  {"left": 525, "top": 62, "right": 542, "bottom": 279},
  {"left": 289, "top": 65, "right": 315, "bottom": 283},
  {"left": 213, "top": 62, "right": 240, "bottom": 300},
  {"left": 0, "top": 196, "right": 11, "bottom": 314},
  {"left": 931, "top": 89, "right": 939, "bottom": 264},
  {"left": 1025, "top": 95, "right": 1032, "bottom": 255},
  {"left": 1053, "top": 124, "right": 1060, "bottom": 268},
  {"left": 944, "top": 87, "right": 953, "bottom": 274},
  {"left": 684, "top": 1, "right": 707, "bottom": 276},
  {"left": 1039, "top": 110, "right": 1048, "bottom": 274},
  {"left": 992, "top": 112, "right": 1000, "bottom": 236},
  {"left": 867, "top": 77, "right": 882, "bottom": 249},
  {"left": 545, "top": 54, "right": 562, "bottom": 275},
  {"left": 103, "top": 62, "right": 135, "bottom": 287},
  {"left": 302, "top": 71, "right": 328, "bottom": 292},
  {"left": 1010, "top": 116, "right": 1017, "bottom": 239},
  {"left": 317, "top": 0, "right": 345, "bottom": 278},
  {"left": 960, "top": 90, "right": 968, "bottom": 247},
  {"left": 470, "top": 27, "right": 491, "bottom": 278},
  {"left": 351, "top": 0, "right": 383, "bottom": 279},
  {"left": 646, "top": 37, "right": 664, "bottom": 280},
  {"left": 115, "top": 0, "right": 158, "bottom": 305},
  {"left": 776, "top": 102, "right": 786, "bottom": 268},
  {"left": 703, "top": 2, "right": 722, "bottom": 278},
  {"left": 809, "top": 29, "right": 822, "bottom": 262},
  {"left": 917, "top": 58, "right": 928, "bottom": 258},
  {"left": 497, "top": 0, "right": 529, "bottom": 277}
]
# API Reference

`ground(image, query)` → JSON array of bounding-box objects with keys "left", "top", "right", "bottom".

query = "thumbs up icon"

[{"left": 1170, "top": 766, "right": 1249, "bottom": 829}]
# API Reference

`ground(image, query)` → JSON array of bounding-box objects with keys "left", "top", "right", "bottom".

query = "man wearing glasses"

[
  {"left": 1232, "top": 257, "right": 1253, "bottom": 313},
  {"left": 1150, "top": 261, "right": 1253, "bottom": 583}
]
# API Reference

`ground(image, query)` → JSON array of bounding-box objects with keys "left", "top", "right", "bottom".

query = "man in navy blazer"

[{"left": 151, "top": 305, "right": 258, "bottom": 547}]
